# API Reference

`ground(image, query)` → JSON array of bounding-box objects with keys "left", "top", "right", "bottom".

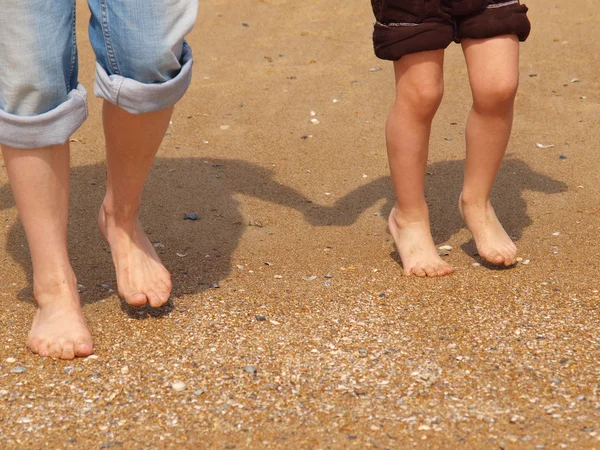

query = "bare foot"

[
  {"left": 388, "top": 206, "right": 455, "bottom": 277},
  {"left": 459, "top": 194, "right": 517, "bottom": 266},
  {"left": 99, "top": 204, "right": 172, "bottom": 307},
  {"left": 28, "top": 272, "right": 94, "bottom": 359}
]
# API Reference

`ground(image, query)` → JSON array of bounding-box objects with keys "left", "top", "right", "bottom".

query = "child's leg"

[
  {"left": 387, "top": 50, "right": 454, "bottom": 277},
  {"left": 1, "top": 144, "right": 93, "bottom": 359},
  {"left": 460, "top": 35, "right": 519, "bottom": 266},
  {"left": 98, "top": 102, "right": 173, "bottom": 307}
]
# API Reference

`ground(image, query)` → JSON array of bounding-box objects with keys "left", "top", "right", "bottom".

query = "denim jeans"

[{"left": 0, "top": 0, "right": 198, "bottom": 149}]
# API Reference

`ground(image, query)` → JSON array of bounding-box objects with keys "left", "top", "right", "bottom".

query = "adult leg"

[
  {"left": 1, "top": 145, "right": 92, "bottom": 359},
  {"left": 386, "top": 50, "right": 454, "bottom": 277},
  {"left": 98, "top": 103, "right": 174, "bottom": 307},
  {"left": 460, "top": 35, "right": 519, "bottom": 266},
  {"left": 88, "top": 0, "right": 197, "bottom": 306},
  {"left": 0, "top": 0, "right": 91, "bottom": 359}
]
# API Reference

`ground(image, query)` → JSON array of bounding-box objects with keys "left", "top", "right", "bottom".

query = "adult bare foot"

[
  {"left": 27, "top": 272, "right": 93, "bottom": 359},
  {"left": 388, "top": 206, "right": 455, "bottom": 277},
  {"left": 98, "top": 204, "right": 172, "bottom": 308},
  {"left": 459, "top": 194, "right": 517, "bottom": 266}
]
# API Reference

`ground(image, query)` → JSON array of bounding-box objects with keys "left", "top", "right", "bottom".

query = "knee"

[
  {"left": 472, "top": 77, "right": 519, "bottom": 113},
  {"left": 397, "top": 78, "right": 444, "bottom": 120}
]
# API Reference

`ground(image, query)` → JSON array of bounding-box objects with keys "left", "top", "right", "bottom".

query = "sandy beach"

[{"left": 1, "top": 0, "right": 599, "bottom": 448}]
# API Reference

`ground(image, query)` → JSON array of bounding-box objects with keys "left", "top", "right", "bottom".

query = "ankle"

[
  {"left": 459, "top": 191, "right": 491, "bottom": 209},
  {"left": 390, "top": 203, "right": 429, "bottom": 227},
  {"left": 33, "top": 269, "right": 78, "bottom": 302},
  {"left": 101, "top": 198, "right": 141, "bottom": 225}
]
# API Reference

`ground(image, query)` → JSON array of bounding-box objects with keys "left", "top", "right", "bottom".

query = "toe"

[
  {"left": 146, "top": 289, "right": 166, "bottom": 308},
  {"left": 437, "top": 265, "right": 454, "bottom": 277},
  {"left": 34, "top": 340, "right": 52, "bottom": 357},
  {"left": 485, "top": 251, "right": 504, "bottom": 265},
  {"left": 48, "top": 341, "right": 63, "bottom": 359},
  {"left": 27, "top": 335, "right": 41, "bottom": 354},
  {"left": 413, "top": 267, "right": 427, "bottom": 277},
  {"left": 125, "top": 291, "right": 148, "bottom": 307},
  {"left": 424, "top": 265, "right": 439, "bottom": 277},
  {"left": 75, "top": 340, "right": 94, "bottom": 357},
  {"left": 61, "top": 342, "right": 75, "bottom": 360}
]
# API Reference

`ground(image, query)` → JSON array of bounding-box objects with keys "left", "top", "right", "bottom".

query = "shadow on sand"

[{"left": 0, "top": 156, "right": 567, "bottom": 315}]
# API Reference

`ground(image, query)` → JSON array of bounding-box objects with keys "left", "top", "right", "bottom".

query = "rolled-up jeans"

[{"left": 0, "top": 0, "right": 198, "bottom": 149}]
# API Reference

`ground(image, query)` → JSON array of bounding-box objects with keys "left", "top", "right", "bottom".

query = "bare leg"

[
  {"left": 386, "top": 50, "right": 454, "bottom": 277},
  {"left": 1, "top": 144, "right": 93, "bottom": 359},
  {"left": 460, "top": 35, "right": 519, "bottom": 266},
  {"left": 98, "top": 101, "right": 172, "bottom": 307}
]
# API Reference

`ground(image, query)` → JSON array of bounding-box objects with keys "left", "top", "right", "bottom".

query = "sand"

[{"left": 1, "top": 0, "right": 599, "bottom": 448}]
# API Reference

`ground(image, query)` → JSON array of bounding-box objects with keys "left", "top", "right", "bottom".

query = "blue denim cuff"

[
  {"left": 0, "top": 85, "right": 87, "bottom": 149},
  {"left": 94, "top": 42, "right": 193, "bottom": 114}
]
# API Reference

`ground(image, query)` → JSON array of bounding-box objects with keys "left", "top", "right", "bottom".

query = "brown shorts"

[{"left": 371, "top": 0, "right": 531, "bottom": 60}]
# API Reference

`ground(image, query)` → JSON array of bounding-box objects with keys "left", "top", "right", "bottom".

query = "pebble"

[
  {"left": 522, "top": 259, "right": 530, "bottom": 265},
  {"left": 303, "top": 275, "right": 317, "bottom": 281},
  {"left": 310, "top": 118, "right": 320, "bottom": 124},
  {"left": 324, "top": 273, "right": 333, "bottom": 278},
  {"left": 184, "top": 213, "right": 199, "bottom": 221},
  {"left": 274, "top": 275, "right": 283, "bottom": 279},
  {"left": 5, "top": 357, "right": 16, "bottom": 363},
  {"left": 359, "top": 349, "right": 368, "bottom": 357},
  {"left": 171, "top": 381, "right": 186, "bottom": 392},
  {"left": 552, "top": 231, "right": 560, "bottom": 236},
  {"left": 559, "top": 154, "right": 567, "bottom": 159},
  {"left": 438, "top": 245, "right": 453, "bottom": 251},
  {"left": 256, "top": 315, "right": 267, "bottom": 322},
  {"left": 472, "top": 263, "right": 481, "bottom": 267},
  {"left": 220, "top": 125, "right": 230, "bottom": 130},
  {"left": 11, "top": 367, "right": 27, "bottom": 374},
  {"left": 236, "top": 264, "right": 244, "bottom": 270},
  {"left": 244, "top": 365, "right": 257, "bottom": 374}
]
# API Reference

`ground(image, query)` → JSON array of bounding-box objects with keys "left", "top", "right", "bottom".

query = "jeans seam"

[
  {"left": 99, "top": 0, "right": 121, "bottom": 75},
  {"left": 67, "top": 0, "right": 77, "bottom": 93}
]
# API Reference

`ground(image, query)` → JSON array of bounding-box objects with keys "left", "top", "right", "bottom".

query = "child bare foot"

[
  {"left": 388, "top": 206, "right": 455, "bottom": 277},
  {"left": 27, "top": 272, "right": 93, "bottom": 359},
  {"left": 99, "top": 204, "right": 172, "bottom": 308},
  {"left": 459, "top": 194, "right": 517, "bottom": 266}
]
